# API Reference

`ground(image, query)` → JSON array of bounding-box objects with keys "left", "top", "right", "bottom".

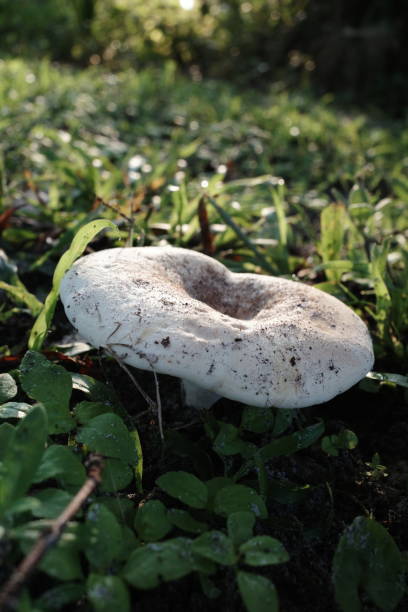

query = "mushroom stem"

[{"left": 181, "top": 379, "right": 221, "bottom": 410}]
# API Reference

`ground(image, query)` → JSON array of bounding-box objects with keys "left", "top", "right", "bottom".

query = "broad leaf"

[
  {"left": 73, "top": 401, "right": 110, "bottom": 425},
  {"left": 0, "top": 373, "right": 17, "bottom": 402},
  {"left": 33, "top": 445, "right": 86, "bottom": 488},
  {"left": 237, "top": 571, "right": 278, "bottom": 612},
  {"left": 214, "top": 485, "right": 267, "bottom": 519},
  {"left": 84, "top": 503, "right": 123, "bottom": 569},
  {"left": 259, "top": 421, "right": 325, "bottom": 461},
  {"left": 227, "top": 512, "right": 255, "bottom": 547},
  {"left": 100, "top": 458, "right": 134, "bottom": 493},
  {"left": 167, "top": 508, "right": 208, "bottom": 534},
  {"left": 241, "top": 405, "right": 276, "bottom": 434},
  {"left": 16, "top": 520, "right": 83, "bottom": 581},
  {"left": 0, "top": 422, "right": 15, "bottom": 460},
  {"left": 240, "top": 536, "right": 289, "bottom": 566},
  {"left": 0, "top": 402, "right": 31, "bottom": 419},
  {"left": 71, "top": 373, "right": 123, "bottom": 411},
  {"left": 124, "top": 538, "right": 194, "bottom": 589},
  {"left": 20, "top": 351, "right": 74, "bottom": 433},
  {"left": 192, "top": 531, "right": 236, "bottom": 565},
  {"left": 156, "top": 471, "right": 208, "bottom": 509},
  {"left": 35, "top": 583, "right": 85, "bottom": 611},
  {"left": 32, "top": 488, "right": 73, "bottom": 519},
  {"left": 77, "top": 413, "right": 138, "bottom": 465},
  {"left": 332, "top": 516, "right": 405, "bottom": 612},
  {"left": 87, "top": 574, "right": 130, "bottom": 612},
  {"left": 135, "top": 500, "right": 172, "bottom": 541},
  {"left": 0, "top": 404, "right": 47, "bottom": 516}
]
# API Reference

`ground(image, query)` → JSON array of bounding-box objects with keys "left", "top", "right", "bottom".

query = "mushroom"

[{"left": 60, "top": 246, "right": 374, "bottom": 409}]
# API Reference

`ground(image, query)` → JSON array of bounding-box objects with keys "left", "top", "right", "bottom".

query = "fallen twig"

[
  {"left": 152, "top": 369, "right": 164, "bottom": 441},
  {"left": 105, "top": 346, "right": 157, "bottom": 411},
  {"left": 0, "top": 454, "right": 104, "bottom": 611},
  {"left": 198, "top": 196, "right": 215, "bottom": 255}
]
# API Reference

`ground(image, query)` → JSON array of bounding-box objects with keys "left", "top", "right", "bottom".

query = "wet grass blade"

[
  {"left": 207, "top": 195, "right": 276, "bottom": 274},
  {"left": 28, "top": 219, "right": 118, "bottom": 351}
]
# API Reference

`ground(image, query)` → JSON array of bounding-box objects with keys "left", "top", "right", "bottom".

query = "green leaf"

[
  {"left": 206, "top": 477, "right": 233, "bottom": 511},
  {"left": 258, "top": 421, "right": 325, "bottom": 461},
  {"left": 271, "top": 408, "right": 295, "bottom": 436},
  {"left": 100, "top": 458, "right": 133, "bottom": 493},
  {"left": 167, "top": 508, "right": 208, "bottom": 534},
  {"left": 0, "top": 402, "right": 31, "bottom": 419},
  {"left": 0, "top": 373, "right": 17, "bottom": 402},
  {"left": 98, "top": 497, "right": 135, "bottom": 527},
  {"left": 73, "top": 401, "right": 110, "bottom": 425},
  {"left": 0, "top": 422, "right": 15, "bottom": 460},
  {"left": 17, "top": 520, "right": 83, "bottom": 581},
  {"left": 87, "top": 575, "right": 130, "bottom": 612},
  {"left": 116, "top": 526, "right": 140, "bottom": 561},
  {"left": 213, "top": 422, "right": 244, "bottom": 455},
  {"left": 192, "top": 531, "right": 236, "bottom": 566},
  {"left": 35, "top": 583, "right": 85, "bottom": 611},
  {"left": 227, "top": 512, "right": 255, "bottom": 547},
  {"left": 6, "top": 496, "right": 42, "bottom": 517},
  {"left": 134, "top": 500, "right": 172, "bottom": 541},
  {"left": 71, "top": 373, "right": 123, "bottom": 411},
  {"left": 0, "top": 404, "right": 47, "bottom": 516},
  {"left": 40, "top": 547, "right": 83, "bottom": 581},
  {"left": 84, "top": 503, "right": 123, "bottom": 569},
  {"left": 237, "top": 571, "right": 278, "bottom": 612},
  {"left": 156, "top": 471, "right": 208, "bottom": 509},
  {"left": 33, "top": 445, "right": 86, "bottom": 488},
  {"left": 241, "top": 405, "right": 276, "bottom": 434},
  {"left": 213, "top": 423, "right": 255, "bottom": 457},
  {"left": 321, "top": 430, "right": 358, "bottom": 457},
  {"left": 32, "top": 488, "right": 73, "bottom": 519},
  {"left": 20, "top": 351, "right": 74, "bottom": 433},
  {"left": 240, "top": 536, "right": 289, "bottom": 566},
  {"left": 332, "top": 516, "right": 405, "bottom": 612},
  {"left": 214, "top": 485, "right": 267, "bottom": 519},
  {"left": 124, "top": 538, "right": 194, "bottom": 589},
  {"left": 77, "top": 413, "right": 138, "bottom": 465},
  {"left": 29, "top": 219, "right": 118, "bottom": 351}
]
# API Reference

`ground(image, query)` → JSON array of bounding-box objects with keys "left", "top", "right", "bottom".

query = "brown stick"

[
  {"left": 198, "top": 196, "right": 215, "bottom": 255},
  {"left": 0, "top": 455, "right": 104, "bottom": 611}
]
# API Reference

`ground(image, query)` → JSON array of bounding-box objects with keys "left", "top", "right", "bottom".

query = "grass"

[{"left": 0, "top": 58, "right": 408, "bottom": 611}]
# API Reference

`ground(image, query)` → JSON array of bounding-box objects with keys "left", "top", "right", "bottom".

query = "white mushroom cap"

[{"left": 60, "top": 246, "right": 374, "bottom": 409}]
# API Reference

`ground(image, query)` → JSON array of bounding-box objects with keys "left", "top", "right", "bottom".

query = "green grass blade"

[
  {"left": 370, "top": 242, "right": 392, "bottom": 340},
  {"left": 366, "top": 371, "right": 408, "bottom": 389},
  {"left": 319, "top": 203, "right": 349, "bottom": 282},
  {"left": 130, "top": 428, "right": 143, "bottom": 493},
  {"left": 28, "top": 219, "right": 118, "bottom": 351},
  {"left": 270, "top": 183, "right": 288, "bottom": 248},
  {"left": 0, "top": 280, "right": 43, "bottom": 316},
  {"left": 207, "top": 196, "right": 276, "bottom": 274}
]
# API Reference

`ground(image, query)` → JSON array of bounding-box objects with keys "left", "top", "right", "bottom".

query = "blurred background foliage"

[{"left": 0, "top": 0, "right": 407, "bottom": 112}]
